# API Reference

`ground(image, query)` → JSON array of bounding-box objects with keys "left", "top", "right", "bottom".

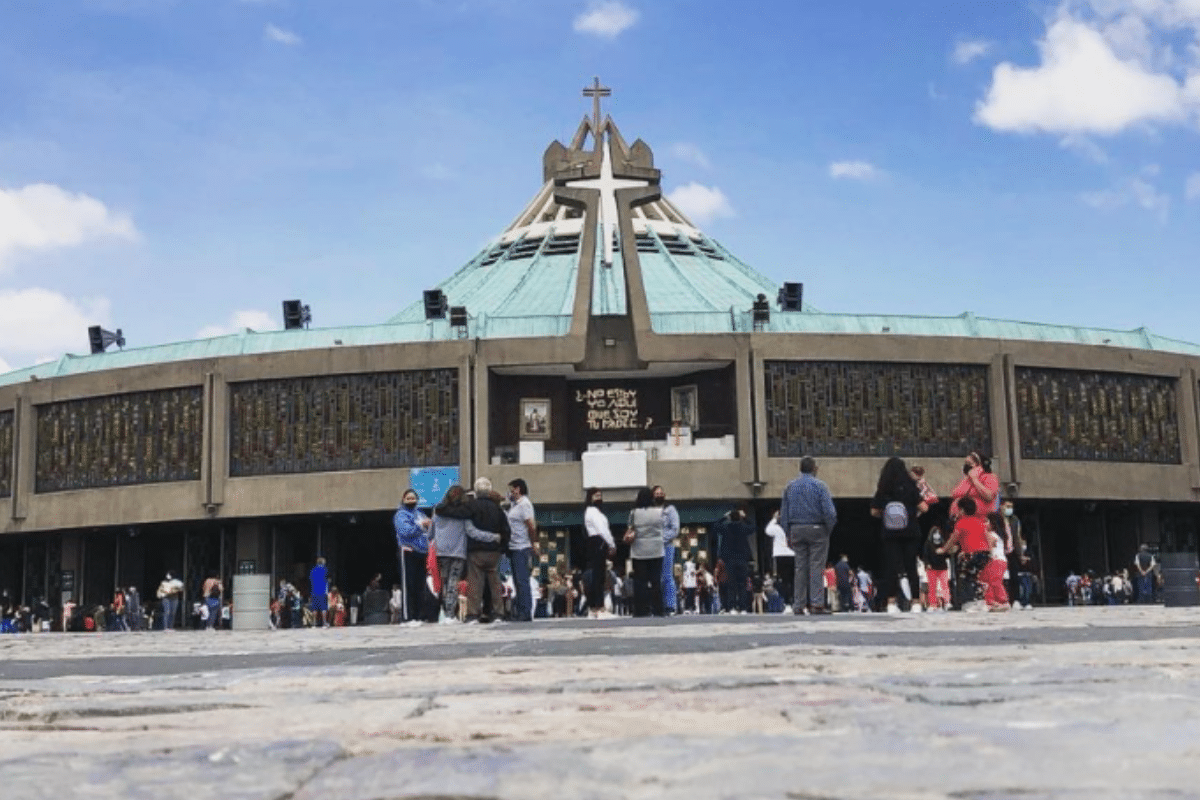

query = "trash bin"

[
  {"left": 1160, "top": 552, "right": 1199, "bottom": 608},
  {"left": 232, "top": 574, "right": 272, "bottom": 630}
]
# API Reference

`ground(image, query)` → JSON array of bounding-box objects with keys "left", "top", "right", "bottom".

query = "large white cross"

[{"left": 565, "top": 135, "right": 648, "bottom": 266}]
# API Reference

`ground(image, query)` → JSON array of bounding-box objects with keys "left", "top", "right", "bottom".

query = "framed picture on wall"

[
  {"left": 671, "top": 384, "right": 699, "bottom": 429},
  {"left": 520, "top": 398, "right": 551, "bottom": 440}
]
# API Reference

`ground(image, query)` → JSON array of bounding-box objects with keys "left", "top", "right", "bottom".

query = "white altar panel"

[
  {"left": 519, "top": 440, "right": 545, "bottom": 464},
  {"left": 582, "top": 449, "right": 648, "bottom": 488}
]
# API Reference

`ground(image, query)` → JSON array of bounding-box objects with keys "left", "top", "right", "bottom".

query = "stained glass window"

[
  {"left": 0, "top": 410, "right": 13, "bottom": 498},
  {"left": 1015, "top": 368, "right": 1180, "bottom": 463},
  {"left": 764, "top": 361, "right": 992, "bottom": 458},
  {"left": 228, "top": 369, "right": 460, "bottom": 476},
  {"left": 35, "top": 388, "right": 204, "bottom": 492}
]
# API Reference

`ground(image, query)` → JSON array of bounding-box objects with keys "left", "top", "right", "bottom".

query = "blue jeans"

[
  {"left": 205, "top": 598, "right": 220, "bottom": 629},
  {"left": 1137, "top": 573, "right": 1153, "bottom": 603},
  {"left": 1018, "top": 574, "right": 1034, "bottom": 607},
  {"left": 161, "top": 597, "right": 178, "bottom": 630},
  {"left": 661, "top": 544, "right": 677, "bottom": 613},
  {"left": 510, "top": 548, "right": 533, "bottom": 621}
]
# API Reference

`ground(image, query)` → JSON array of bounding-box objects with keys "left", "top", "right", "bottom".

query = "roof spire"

[{"left": 582, "top": 76, "right": 611, "bottom": 148}]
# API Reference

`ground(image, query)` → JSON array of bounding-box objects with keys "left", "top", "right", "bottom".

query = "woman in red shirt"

[{"left": 951, "top": 451, "right": 999, "bottom": 520}]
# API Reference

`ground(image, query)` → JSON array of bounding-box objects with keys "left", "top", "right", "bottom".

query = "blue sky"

[{"left": 2, "top": 0, "right": 1200, "bottom": 371}]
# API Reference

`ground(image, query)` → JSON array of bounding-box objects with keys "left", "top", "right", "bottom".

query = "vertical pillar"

[
  {"left": 474, "top": 354, "right": 491, "bottom": 479},
  {"left": 988, "top": 354, "right": 1014, "bottom": 491},
  {"left": 1178, "top": 367, "right": 1200, "bottom": 494},
  {"left": 205, "top": 371, "right": 228, "bottom": 509},
  {"left": 14, "top": 394, "right": 35, "bottom": 520},
  {"left": 738, "top": 340, "right": 757, "bottom": 489}
]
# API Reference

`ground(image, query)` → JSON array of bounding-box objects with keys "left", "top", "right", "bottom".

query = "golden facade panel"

[
  {"left": 764, "top": 361, "right": 992, "bottom": 458},
  {"left": 0, "top": 409, "right": 13, "bottom": 498},
  {"left": 1015, "top": 368, "right": 1180, "bottom": 463},
  {"left": 228, "top": 369, "right": 459, "bottom": 477},
  {"left": 34, "top": 388, "right": 204, "bottom": 493}
]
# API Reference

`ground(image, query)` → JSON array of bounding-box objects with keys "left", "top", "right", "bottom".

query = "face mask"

[
  {"left": 963, "top": 463, "right": 973, "bottom": 475},
  {"left": 654, "top": 496, "right": 665, "bottom": 506},
  {"left": 404, "top": 501, "right": 417, "bottom": 510},
  {"left": 1003, "top": 507, "right": 1013, "bottom": 517}
]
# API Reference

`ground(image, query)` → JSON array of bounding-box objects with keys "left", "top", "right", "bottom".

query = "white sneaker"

[
  {"left": 783, "top": 605, "right": 793, "bottom": 615},
  {"left": 909, "top": 604, "right": 923, "bottom": 613},
  {"left": 1011, "top": 601, "right": 1022, "bottom": 611},
  {"left": 963, "top": 601, "right": 985, "bottom": 613},
  {"left": 403, "top": 620, "right": 423, "bottom": 628},
  {"left": 886, "top": 603, "right": 900, "bottom": 614}
]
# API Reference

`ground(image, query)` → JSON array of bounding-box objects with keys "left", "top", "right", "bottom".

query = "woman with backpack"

[{"left": 870, "top": 457, "right": 929, "bottom": 613}]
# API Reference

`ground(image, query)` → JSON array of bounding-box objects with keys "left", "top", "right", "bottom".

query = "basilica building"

[{"left": 3, "top": 84, "right": 1199, "bottom": 612}]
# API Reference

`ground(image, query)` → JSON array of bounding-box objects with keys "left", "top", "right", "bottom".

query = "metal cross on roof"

[{"left": 582, "top": 76, "right": 611, "bottom": 145}]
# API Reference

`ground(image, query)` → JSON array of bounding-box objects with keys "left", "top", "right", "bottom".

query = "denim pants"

[
  {"left": 161, "top": 597, "right": 178, "bottom": 630},
  {"left": 510, "top": 548, "right": 533, "bottom": 621},
  {"left": 661, "top": 544, "right": 677, "bottom": 613}
]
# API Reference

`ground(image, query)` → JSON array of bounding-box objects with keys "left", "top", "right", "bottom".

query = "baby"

[{"left": 910, "top": 465, "right": 939, "bottom": 507}]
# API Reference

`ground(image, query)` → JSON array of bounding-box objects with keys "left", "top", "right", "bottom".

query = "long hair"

[
  {"left": 876, "top": 456, "right": 913, "bottom": 496},
  {"left": 585, "top": 487, "right": 602, "bottom": 506},
  {"left": 634, "top": 487, "right": 654, "bottom": 509},
  {"left": 986, "top": 512, "right": 1006, "bottom": 538},
  {"left": 438, "top": 484, "right": 466, "bottom": 510}
]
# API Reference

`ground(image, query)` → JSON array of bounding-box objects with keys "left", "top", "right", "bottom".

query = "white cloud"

[
  {"left": 1186, "top": 172, "right": 1200, "bottom": 200},
  {"left": 264, "top": 23, "right": 302, "bottom": 46},
  {"left": 0, "top": 183, "right": 137, "bottom": 270},
  {"left": 667, "top": 183, "right": 734, "bottom": 225},
  {"left": 953, "top": 39, "right": 993, "bottom": 65},
  {"left": 0, "top": 288, "right": 111, "bottom": 366},
  {"left": 573, "top": 1, "right": 639, "bottom": 39},
  {"left": 670, "top": 143, "right": 710, "bottom": 169},
  {"left": 1081, "top": 165, "right": 1169, "bottom": 219},
  {"left": 974, "top": 14, "right": 1187, "bottom": 135},
  {"left": 1059, "top": 133, "right": 1109, "bottom": 162},
  {"left": 196, "top": 309, "right": 279, "bottom": 339},
  {"left": 828, "top": 161, "right": 879, "bottom": 180}
]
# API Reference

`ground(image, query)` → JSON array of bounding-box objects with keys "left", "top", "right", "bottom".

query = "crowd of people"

[{"left": 1, "top": 451, "right": 1177, "bottom": 633}]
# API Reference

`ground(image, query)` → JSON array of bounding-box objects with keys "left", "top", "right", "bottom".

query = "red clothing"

[
  {"left": 980, "top": 559, "right": 1009, "bottom": 605},
  {"left": 926, "top": 569, "right": 949, "bottom": 607},
  {"left": 954, "top": 516, "right": 988, "bottom": 554},
  {"left": 823, "top": 567, "right": 835, "bottom": 589},
  {"left": 951, "top": 468, "right": 999, "bottom": 519}
]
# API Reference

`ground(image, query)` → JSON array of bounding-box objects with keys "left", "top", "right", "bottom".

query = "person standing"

[
  {"left": 309, "top": 557, "right": 329, "bottom": 628},
  {"left": 923, "top": 527, "right": 951, "bottom": 611},
  {"left": 464, "top": 477, "right": 509, "bottom": 623},
  {"left": 584, "top": 488, "right": 616, "bottom": 619},
  {"left": 431, "top": 485, "right": 471, "bottom": 624},
  {"left": 765, "top": 510, "right": 795, "bottom": 605},
  {"left": 1133, "top": 545, "right": 1156, "bottom": 603},
  {"left": 1001, "top": 499, "right": 1025, "bottom": 604},
  {"left": 625, "top": 487, "right": 665, "bottom": 617},
  {"left": 653, "top": 486, "right": 680, "bottom": 615},
  {"left": 951, "top": 451, "right": 999, "bottom": 521},
  {"left": 393, "top": 488, "right": 432, "bottom": 623},
  {"left": 780, "top": 456, "right": 838, "bottom": 614},
  {"left": 157, "top": 572, "right": 183, "bottom": 631},
  {"left": 870, "top": 456, "right": 928, "bottom": 613},
  {"left": 834, "top": 554, "right": 853, "bottom": 613},
  {"left": 506, "top": 478, "right": 538, "bottom": 622},
  {"left": 715, "top": 506, "right": 753, "bottom": 614},
  {"left": 200, "top": 573, "right": 223, "bottom": 631}
]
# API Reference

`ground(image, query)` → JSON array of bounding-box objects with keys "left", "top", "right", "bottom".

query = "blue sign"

[{"left": 408, "top": 466, "right": 461, "bottom": 508}]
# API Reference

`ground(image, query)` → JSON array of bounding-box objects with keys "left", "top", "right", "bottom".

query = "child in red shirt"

[{"left": 938, "top": 497, "right": 989, "bottom": 606}]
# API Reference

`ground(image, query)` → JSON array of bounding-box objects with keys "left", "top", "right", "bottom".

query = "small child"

[
  {"left": 982, "top": 513, "right": 1011, "bottom": 611},
  {"left": 910, "top": 465, "right": 939, "bottom": 507},
  {"left": 456, "top": 578, "right": 469, "bottom": 622}
]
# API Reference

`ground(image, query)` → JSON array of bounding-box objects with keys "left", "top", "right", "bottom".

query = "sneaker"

[
  {"left": 909, "top": 604, "right": 923, "bottom": 613},
  {"left": 963, "top": 601, "right": 985, "bottom": 613},
  {"left": 1011, "top": 601, "right": 1022, "bottom": 611},
  {"left": 402, "top": 620, "right": 423, "bottom": 628},
  {"left": 886, "top": 603, "right": 900, "bottom": 614}
]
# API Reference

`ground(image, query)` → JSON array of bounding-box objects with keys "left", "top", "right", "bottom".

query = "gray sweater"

[{"left": 627, "top": 507, "right": 665, "bottom": 560}]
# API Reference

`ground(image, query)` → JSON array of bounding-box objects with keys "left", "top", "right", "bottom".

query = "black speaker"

[
  {"left": 778, "top": 282, "right": 803, "bottom": 311},
  {"left": 449, "top": 306, "right": 468, "bottom": 327},
  {"left": 423, "top": 289, "right": 447, "bottom": 320},
  {"left": 282, "top": 300, "right": 310, "bottom": 330}
]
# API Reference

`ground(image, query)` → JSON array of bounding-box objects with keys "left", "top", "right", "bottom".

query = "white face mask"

[{"left": 1003, "top": 507, "right": 1013, "bottom": 517}]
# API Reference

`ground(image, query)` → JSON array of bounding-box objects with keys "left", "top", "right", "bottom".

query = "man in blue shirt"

[{"left": 779, "top": 456, "right": 838, "bottom": 615}]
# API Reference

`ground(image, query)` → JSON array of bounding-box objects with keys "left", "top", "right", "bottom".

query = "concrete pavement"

[{"left": 1, "top": 606, "right": 1197, "bottom": 799}]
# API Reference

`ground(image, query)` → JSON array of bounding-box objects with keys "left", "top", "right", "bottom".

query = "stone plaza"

[{"left": 2, "top": 606, "right": 1198, "bottom": 800}]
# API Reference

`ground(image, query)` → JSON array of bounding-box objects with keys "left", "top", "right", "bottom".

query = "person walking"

[
  {"left": 393, "top": 488, "right": 432, "bottom": 622},
  {"left": 584, "top": 488, "right": 616, "bottom": 619},
  {"left": 870, "top": 456, "right": 928, "bottom": 613},
  {"left": 506, "top": 478, "right": 538, "bottom": 622},
  {"left": 200, "top": 573, "right": 222, "bottom": 631},
  {"left": 625, "top": 487, "right": 665, "bottom": 617},
  {"left": 779, "top": 456, "right": 838, "bottom": 614}
]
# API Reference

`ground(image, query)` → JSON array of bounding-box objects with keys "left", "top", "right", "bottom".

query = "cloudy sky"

[{"left": 2, "top": 0, "right": 1200, "bottom": 373}]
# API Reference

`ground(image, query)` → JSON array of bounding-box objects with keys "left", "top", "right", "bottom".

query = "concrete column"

[
  {"left": 205, "top": 371, "right": 229, "bottom": 509},
  {"left": 1177, "top": 367, "right": 1200, "bottom": 495},
  {"left": 737, "top": 339, "right": 756, "bottom": 490},
  {"left": 474, "top": 353, "right": 491, "bottom": 480},
  {"left": 988, "top": 353, "right": 1014, "bottom": 492},
  {"left": 236, "top": 521, "right": 265, "bottom": 574},
  {"left": 459, "top": 355, "right": 473, "bottom": 487}
]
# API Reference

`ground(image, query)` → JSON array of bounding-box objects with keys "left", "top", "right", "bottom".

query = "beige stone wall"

[{"left": 2, "top": 328, "right": 1199, "bottom": 536}]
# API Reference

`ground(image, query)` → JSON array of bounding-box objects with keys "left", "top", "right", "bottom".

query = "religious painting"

[
  {"left": 671, "top": 384, "right": 699, "bottom": 429},
  {"left": 520, "top": 398, "right": 551, "bottom": 440}
]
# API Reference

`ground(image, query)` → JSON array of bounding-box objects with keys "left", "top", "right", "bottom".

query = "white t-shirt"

[
  {"left": 507, "top": 495, "right": 535, "bottom": 550},
  {"left": 584, "top": 505, "right": 615, "bottom": 548},
  {"left": 766, "top": 519, "right": 794, "bottom": 558},
  {"left": 682, "top": 562, "right": 697, "bottom": 589}
]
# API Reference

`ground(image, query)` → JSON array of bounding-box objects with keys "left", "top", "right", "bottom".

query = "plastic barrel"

[
  {"left": 1160, "top": 552, "right": 1200, "bottom": 608},
  {"left": 232, "top": 574, "right": 272, "bottom": 630}
]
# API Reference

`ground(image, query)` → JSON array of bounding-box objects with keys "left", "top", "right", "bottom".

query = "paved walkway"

[{"left": 1, "top": 606, "right": 1197, "bottom": 799}]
